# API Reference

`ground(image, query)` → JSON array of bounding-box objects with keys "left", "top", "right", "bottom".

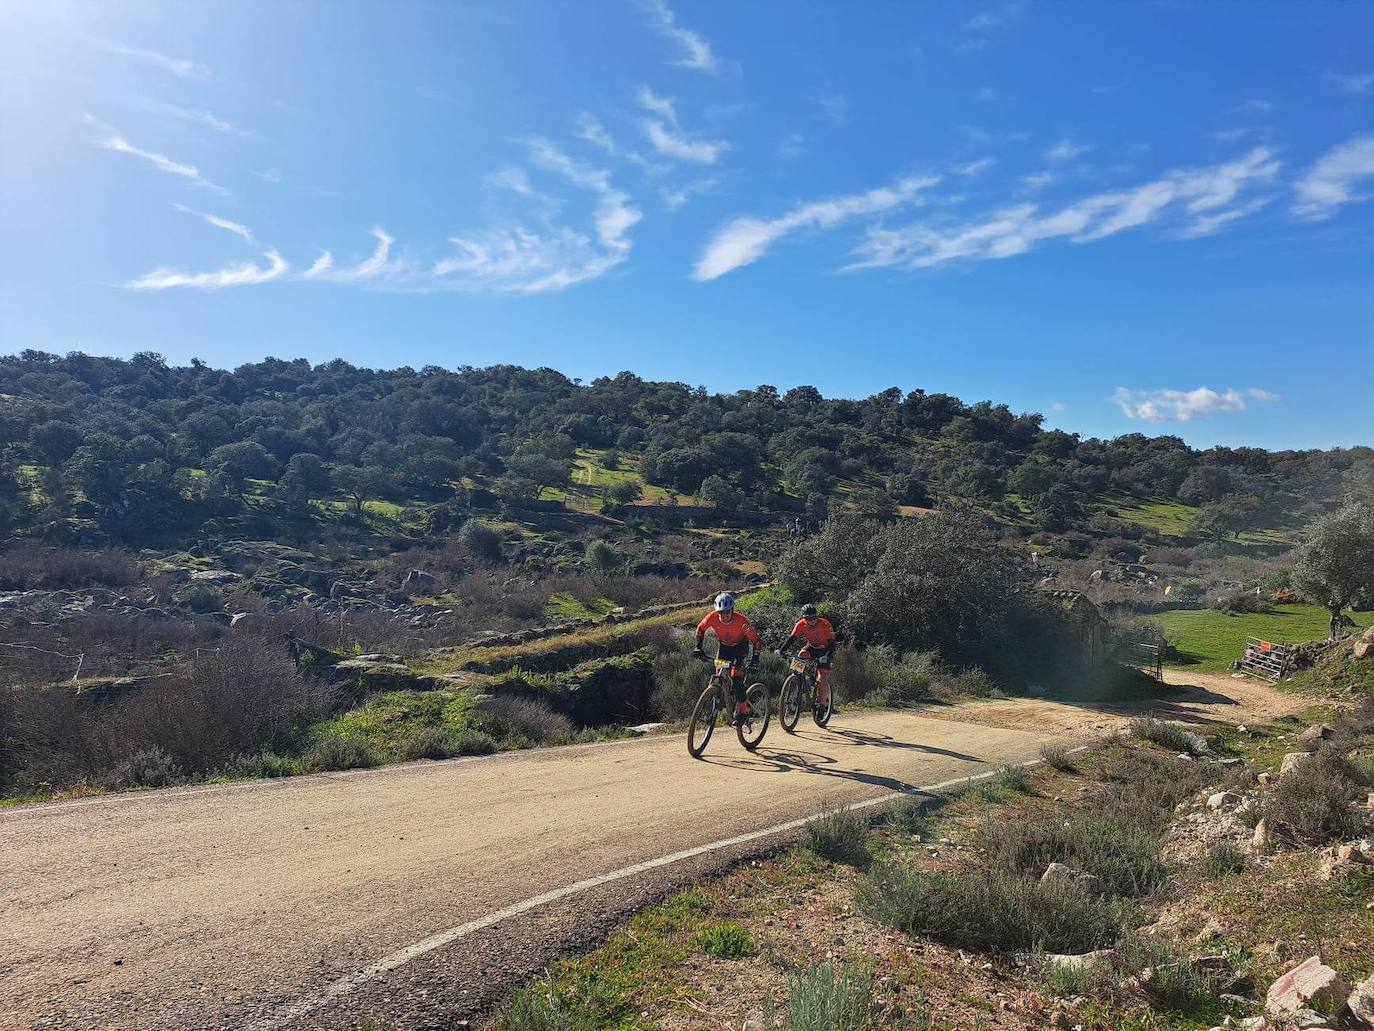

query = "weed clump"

[
  {"left": 478, "top": 694, "right": 575, "bottom": 745},
  {"left": 306, "top": 735, "right": 379, "bottom": 772},
  {"left": 1199, "top": 842, "right": 1247, "bottom": 878},
  {"left": 403, "top": 728, "right": 459, "bottom": 760},
  {"left": 1265, "top": 750, "right": 1370, "bottom": 844},
  {"left": 885, "top": 797, "right": 929, "bottom": 837},
  {"left": 106, "top": 746, "right": 185, "bottom": 789},
  {"left": 692, "top": 921, "right": 755, "bottom": 958},
  {"left": 1039, "top": 744, "right": 1077, "bottom": 772},
  {"left": 858, "top": 863, "right": 1131, "bottom": 955},
  {"left": 805, "top": 808, "right": 872, "bottom": 868},
  {"left": 779, "top": 961, "right": 873, "bottom": 1031},
  {"left": 1131, "top": 719, "right": 1207, "bottom": 756}
]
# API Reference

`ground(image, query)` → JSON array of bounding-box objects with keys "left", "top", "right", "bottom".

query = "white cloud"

[
  {"left": 964, "top": 2, "right": 1025, "bottom": 31},
  {"left": 1293, "top": 133, "right": 1374, "bottom": 220},
  {"left": 642, "top": 0, "right": 720, "bottom": 73},
  {"left": 1045, "top": 139, "right": 1091, "bottom": 162},
  {"left": 694, "top": 174, "right": 941, "bottom": 281},
  {"left": 98, "top": 136, "right": 224, "bottom": 192},
  {"left": 1050, "top": 401, "right": 1066, "bottom": 413},
  {"left": 100, "top": 40, "right": 211, "bottom": 80},
  {"left": 488, "top": 167, "right": 536, "bottom": 196},
  {"left": 1112, "top": 386, "right": 1278, "bottom": 422},
  {"left": 577, "top": 113, "right": 616, "bottom": 153},
  {"left": 434, "top": 142, "right": 641, "bottom": 293},
  {"left": 1326, "top": 71, "right": 1374, "bottom": 95},
  {"left": 1021, "top": 170, "right": 1056, "bottom": 190},
  {"left": 638, "top": 87, "right": 727, "bottom": 165},
  {"left": 303, "top": 228, "right": 397, "bottom": 283},
  {"left": 955, "top": 158, "right": 995, "bottom": 177},
  {"left": 818, "top": 93, "right": 849, "bottom": 125},
  {"left": 849, "top": 147, "right": 1278, "bottom": 272},
  {"left": 1176, "top": 197, "right": 1270, "bottom": 238},
  {"left": 128, "top": 251, "right": 287, "bottom": 290},
  {"left": 161, "top": 103, "right": 246, "bottom": 136},
  {"left": 661, "top": 176, "right": 718, "bottom": 211},
  {"left": 172, "top": 202, "right": 252, "bottom": 242}
]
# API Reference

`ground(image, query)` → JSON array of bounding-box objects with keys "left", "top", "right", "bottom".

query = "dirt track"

[{"left": 0, "top": 672, "right": 1304, "bottom": 1030}]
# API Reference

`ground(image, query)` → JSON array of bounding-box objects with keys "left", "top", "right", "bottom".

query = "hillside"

[{"left": 3, "top": 352, "right": 1370, "bottom": 552}]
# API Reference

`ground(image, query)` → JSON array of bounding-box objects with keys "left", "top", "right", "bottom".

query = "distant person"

[
  {"left": 693, "top": 593, "right": 762, "bottom": 725},
  {"left": 1330, "top": 612, "right": 1343, "bottom": 639},
  {"left": 778, "top": 603, "right": 838, "bottom": 712},
  {"left": 1030, "top": 551, "right": 1039, "bottom": 569}
]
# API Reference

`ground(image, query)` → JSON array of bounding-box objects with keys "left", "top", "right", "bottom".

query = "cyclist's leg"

[
  {"left": 816, "top": 650, "right": 833, "bottom": 706},
  {"left": 717, "top": 643, "right": 748, "bottom": 720}
]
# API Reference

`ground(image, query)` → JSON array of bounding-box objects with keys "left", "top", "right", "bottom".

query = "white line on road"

[{"left": 247, "top": 748, "right": 1085, "bottom": 1030}]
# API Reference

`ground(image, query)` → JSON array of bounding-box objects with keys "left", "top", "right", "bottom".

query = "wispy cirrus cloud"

[
  {"left": 694, "top": 174, "right": 941, "bottom": 281},
  {"left": 638, "top": 87, "right": 727, "bottom": 165},
  {"left": 954, "top": 158, "right": 996, "bottom": 177},
  {"left": 172, "top": 203, "right": 252, "bottom": 242},
  {"left": 848, "top": 147, "right": 1278, "bottom": 272},
  {"left": 1293, "top": 133, "right": 1374, "bottom": 220},
  {"left": 160, "top": 103, "right": 248, "bottom": 136},
  {"left": 1113, "top": 385, "right": 1279, "bottom": 422},
  {"left": 433, "top": 141, "right": 641, "bottom": 293},
  {"left": 128, "top": 251, "right": 287, "bottom": 291},
  {"left": 963, "top": 1, "right": 1025, "bottom": 31},
  {"left": 99, "top": 40, "right": 211, "bottom": 80},
  {"left": 1326, "top": 70, "right": 1374, "bottom": 95},
  {"left": 303, "top": 228, "right": 398, "bottom": 283},
  {"left": 1045, "top": 139, "right": 1092, "bottom": 162},
  {"left": 642, "top": 0, "right": 720, "bottom": 73},
  {"left": 98, "top": 136, "right": 225, "bottom": 193}
]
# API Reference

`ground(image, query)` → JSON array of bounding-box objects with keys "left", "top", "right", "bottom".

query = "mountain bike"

[
  {"left": 779, "top": 654, "right": 833, "bottom": 733},
  {"left": 687, "top": 656, "right": 770, "bottom": 758}
]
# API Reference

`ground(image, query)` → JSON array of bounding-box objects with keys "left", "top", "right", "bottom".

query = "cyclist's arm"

[{"left": 693, "top": 614, "right": 712, "bottom": 652}]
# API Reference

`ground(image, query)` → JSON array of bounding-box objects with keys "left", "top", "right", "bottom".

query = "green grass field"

[{"left": 1155, "top": 604, "right": 1373, "bottom": 672}]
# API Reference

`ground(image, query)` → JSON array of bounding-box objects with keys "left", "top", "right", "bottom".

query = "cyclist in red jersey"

[
  {"left": 778, "top": 603, "right": 838, "bottom": 710},
  {"left": 693, "top": 592, "right": 762, "bottom": 724}
]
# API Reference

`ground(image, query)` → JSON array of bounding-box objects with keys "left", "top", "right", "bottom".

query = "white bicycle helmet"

[{"left": 714, "top": 592, "right": 735, "bottom": 612}]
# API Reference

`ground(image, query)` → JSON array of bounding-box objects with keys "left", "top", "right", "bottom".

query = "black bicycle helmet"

[{"left": 800, "top": 603, "right": 818, "bottom": 618}]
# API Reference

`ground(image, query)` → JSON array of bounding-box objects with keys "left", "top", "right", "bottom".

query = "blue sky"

[{"left": 2, "top": 1, "right": 1372, "bottom": 450}]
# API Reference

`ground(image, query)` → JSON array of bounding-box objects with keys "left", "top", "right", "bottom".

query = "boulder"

[
  {"left": 1296, "top": 725, "right": 1335, "bottom": 752},
  {"left": 1318, "top": 840, "right": 1374, "bottom": 881},
  {"left": 188, "top": 569, "right": 241, "bottom": 586},
  {"left": 402, "top": 569, "right": 438, "bottom": 596},
  {"left": 1208, "top": 791, "right": 1243, "bottom": 810},
  {"left": 1349, "top": 974, "right": 1374, "bottom": 1025},
  {"left": 1251, "top": 817, "right": 1271, "bottom": 852},
  {"left": 1355, "top": 641, "right": 1374, "bottom": 660},
  {"left": 1265, "top": 957, "right": 1350, "bottom": 1018},
  {"left": 1280, "top": 752, "right": 1314, "bottom": 777}
]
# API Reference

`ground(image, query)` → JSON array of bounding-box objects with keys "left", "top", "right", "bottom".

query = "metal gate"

[{"left": 1238, "top": 637, "right": 1290, "bottom": 682}]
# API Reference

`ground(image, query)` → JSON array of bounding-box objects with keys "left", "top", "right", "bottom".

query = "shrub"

[
  {"left": 1200, "top": 842, "right": 1247, "bottom": 878},
  {"left": 459, "top": 520, "right": 505, "bottom": 564},
  {"left": 307, "top": 735, "right": 379, "bottom": 772},
  {"left": 991, "top": 763, "right": 1031, "bottom": 793},
  {"left": 502, "top": 984, "right": 576, "bottom": 1031},
  {"left": 1265, "top": 753, "right": 1370, "bottom": 844},
  {"left": 106, "top": 746, "right": 185, "bottom": 789},
  {"left": 948, "top": 668, "right": 998, "bottom": 698},
  {"left": 693, "top": 921, "right": 755, "bottom": 958},
  {"left": 1131, "top": 718, "right": 1207, "bottom": 756},
  {"left": 583, "top": 539, "right": 621, "bottom": 575},
  {"left": 173, "top": 583, "right": 224, "bottom": 613},
  {"left": 451, "top": 729, "right": 500, "bottom": 756},
  {"left": 858, "top": 863, "right": 1131, "bottom": 954},
  {"left": 403, "top": 728, "right": 459, "bottom": 760},
  {"left": 218, "top": 751, "right": 303, "bottom": 779},
  {"left": 650, "top": 644, "right": 708, "bottom": 720},
  {"left": 0, "top": 545, "right": 143, "bottom": 590},
  {"left": 780, "top": 962, "right": 873, "bottom": 1031},
  {"left": 982, "top": 807, "right": 1168, "bottom": 898},
  {"left": 829, "top": 644, "right": 939, "bottom": 705},
  {"left": 805, "top": 808, "right": 872, "bottom": 867},
  {"left": 1040, "top": 745, "right": 1077, "bottom": 772},
  {"left": 1212, "top": 590, "right": 1273, "bottom": 614},
  {"left": 886, "top": 797, "right": 929, "bottom": 836},
  {"left": 478, "top": 694, "right": 575, "bottom": 745}
]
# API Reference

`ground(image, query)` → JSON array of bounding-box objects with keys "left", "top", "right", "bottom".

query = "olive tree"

[{"left": 1291, "top": 501, "right": 1374, "bottom": 634}]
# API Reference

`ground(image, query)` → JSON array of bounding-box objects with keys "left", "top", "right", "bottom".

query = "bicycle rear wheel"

[
  {"left": 688, "top": 683, "right": 720, "bottom": 758},
  {"left": 779, "top": 675, "right": 803, "bottom": 733},
  {"left": 736, "top": 682, "right": 771, "bottom": 751}
]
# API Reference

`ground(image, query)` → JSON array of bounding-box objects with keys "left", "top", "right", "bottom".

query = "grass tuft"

[
  {"left": 1039, "top": 744, "right": 1078, "bottom": 772},
  {"left": 780, "top": 961, "right": 873, "bottom": 1031},
  {"left": 805, "top": 808, "right": 872, "bottom": 868},
  {"left": 692, "top": 921, "right": 755, "bottom": 959}
]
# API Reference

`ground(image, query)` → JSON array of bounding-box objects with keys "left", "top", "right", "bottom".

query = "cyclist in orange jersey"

[
  {"left": 778, "top": 603, "right": 838, "bottom": 710},
  {"left": 693, "top": 592, "right": 762, "bottom": 725}
]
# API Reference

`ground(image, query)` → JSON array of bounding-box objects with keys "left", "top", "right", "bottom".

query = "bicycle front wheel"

[
  {"left": 779, "top": 675, "right": 803, "bottom": 733},
  {"left": 736, "top": 682, "right": 771, "bottom": 751},
  {"left": 688, "top": 683, "right": 720, "bottom": 759},
  {"left": 813, "top": 680, "right": 834, "bottom": 728}
]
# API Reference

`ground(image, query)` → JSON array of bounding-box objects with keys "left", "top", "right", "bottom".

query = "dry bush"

[
  {"left": 0, "top": 545, "right": 144, "bottom": 590},
  {"left": 477, "top": 693, "right": 575, "bottom": 745},
  {"left": 1265, "top": 751, "right": 1371, "bottom": 844}
]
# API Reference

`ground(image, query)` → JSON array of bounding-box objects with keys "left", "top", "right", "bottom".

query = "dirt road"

[{"left": 0, "top": 674, "right": 1303, "bottom": 1030}]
